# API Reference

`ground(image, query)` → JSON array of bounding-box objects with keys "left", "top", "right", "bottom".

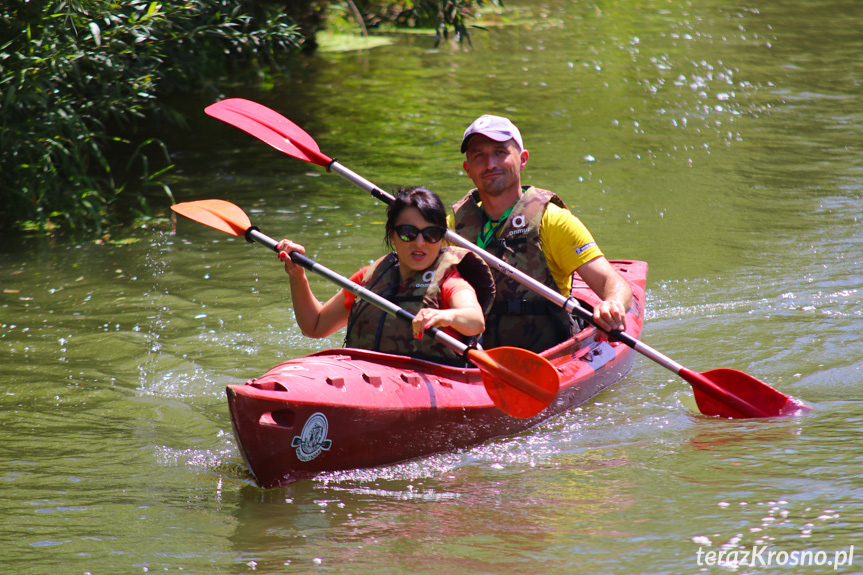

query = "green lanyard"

[{"left": 477, "top": 205, "right": 514, "bottom": 249}]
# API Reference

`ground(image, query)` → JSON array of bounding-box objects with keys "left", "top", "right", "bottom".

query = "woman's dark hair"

[{"left": 384, "top": 186, "right": 447, "bottom": 250}]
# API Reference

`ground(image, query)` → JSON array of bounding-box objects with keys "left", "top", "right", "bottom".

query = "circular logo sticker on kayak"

[{"left": 291, "top": 412, "right": 332, "bottom": 462}]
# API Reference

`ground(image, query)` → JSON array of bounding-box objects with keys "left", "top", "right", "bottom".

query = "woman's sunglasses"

[{"left": 394, "top": 224, "right": 446, "bottom": 243}]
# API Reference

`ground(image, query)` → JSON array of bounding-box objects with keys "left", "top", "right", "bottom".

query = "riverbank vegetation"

[{"left": 0, "top": 0, "right": 497, "bottom": 235}]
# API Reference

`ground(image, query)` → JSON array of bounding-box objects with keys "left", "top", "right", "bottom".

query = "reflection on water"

[{"left": 2, "top": 0, "right": 863, "bottom": 572}]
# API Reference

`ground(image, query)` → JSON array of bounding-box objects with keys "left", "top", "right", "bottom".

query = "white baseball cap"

[{"left": 460, "top": 114, "right": 524, "bottom": 153}]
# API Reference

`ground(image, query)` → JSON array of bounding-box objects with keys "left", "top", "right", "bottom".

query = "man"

[{"left": 450, "top": 114, "right": 632, "bottom": 352}]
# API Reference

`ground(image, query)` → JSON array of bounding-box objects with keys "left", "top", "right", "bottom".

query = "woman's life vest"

[
  {"left": 452, "top": 186, "right": 577, "bottom": 352},
  {"left": 344, "top": 246, "right": 495, "bottom": 366}
]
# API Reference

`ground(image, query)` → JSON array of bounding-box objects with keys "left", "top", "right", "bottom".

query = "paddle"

[
  {"left": 170, "top": 199, "right": 560, "bottom": 419},
  {"left": 203, "top": 98, "right": 810, "bottom": 418}
]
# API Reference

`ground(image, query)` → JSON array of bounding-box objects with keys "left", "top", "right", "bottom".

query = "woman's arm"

[
  {"left": 277, "top": 239, "right": 350, "bottom": 338},
  {"left": 411, "top": 286, "right": 485, "bottom": 340}
]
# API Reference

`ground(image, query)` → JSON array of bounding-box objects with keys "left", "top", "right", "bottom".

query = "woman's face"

[{"left": 390, "top": 206, "right": 444, "bottom": 280}]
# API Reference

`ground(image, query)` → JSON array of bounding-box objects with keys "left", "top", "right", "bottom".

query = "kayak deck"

[{"left": 227, "top": 260, "right": 648, "bottom": 487}]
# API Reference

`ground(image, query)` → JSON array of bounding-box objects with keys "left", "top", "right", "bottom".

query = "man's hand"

[
  {"left": 576, "top": 256, "right": 633, "bottom": 333},
  {"left": 592, "top": 299, "right": 627, "bottom": 332}
]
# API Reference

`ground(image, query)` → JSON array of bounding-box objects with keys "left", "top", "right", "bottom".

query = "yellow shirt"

[
  {"left": 447, "top": 202, "right": 603, "bottom": 295},
  {"left": 541, "top": 203, "right": 603, "bottom": 293}
]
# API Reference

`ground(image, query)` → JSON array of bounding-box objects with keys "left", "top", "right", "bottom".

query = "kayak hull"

[{"left": 227, "top": 260, "right": 648, "bottom": 488}]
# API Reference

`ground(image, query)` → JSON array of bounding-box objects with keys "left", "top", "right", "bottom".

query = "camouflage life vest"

[
  {"left": 452, "top": 186, "right": 577, "bottom": 352},
  {"left": 344, "top": 246, "right": 495, "bottom": 366}
]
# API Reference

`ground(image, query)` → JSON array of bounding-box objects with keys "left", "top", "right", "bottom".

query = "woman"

[{"left": 276, "top": 186, "right": 495, "bottom": 365}]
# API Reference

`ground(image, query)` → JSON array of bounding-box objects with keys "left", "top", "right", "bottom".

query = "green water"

[{"left": 3, "top": 0, "right": 862, "bottom": 573}]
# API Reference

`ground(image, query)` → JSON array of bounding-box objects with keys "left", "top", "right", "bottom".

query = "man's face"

[{"left": 462, "top": 135, "right": 528, "bottom": 199}]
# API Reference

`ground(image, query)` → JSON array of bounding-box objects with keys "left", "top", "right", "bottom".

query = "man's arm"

[{"left": 575, "top": 256, "right": 632, "bottom": 332}]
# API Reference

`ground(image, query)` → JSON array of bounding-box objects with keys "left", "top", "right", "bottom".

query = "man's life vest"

[
  {"left": 452, "top": 186, "right": 577, "bottom": 352},
  {"left": 344, "top": 246, "right": 495, "bottom": 366}
]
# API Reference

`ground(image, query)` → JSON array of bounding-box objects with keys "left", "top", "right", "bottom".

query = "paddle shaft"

[{"left": 247, "top": 226, "right": 481, "bottom": 360}]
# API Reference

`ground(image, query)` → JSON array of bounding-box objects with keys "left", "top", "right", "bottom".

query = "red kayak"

[{"left": 227, "top": 260, "right": 648, "bottom": 488}]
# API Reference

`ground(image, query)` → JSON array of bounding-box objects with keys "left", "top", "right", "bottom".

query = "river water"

[{"left": 2, "top": 0, "right": 862, "bottom": 573}]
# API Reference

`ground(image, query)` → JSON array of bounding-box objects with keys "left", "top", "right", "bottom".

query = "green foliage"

[
  {"left": 0, "top": 0, "right": 496, "bottom": 235},
  {"left": 350, "top": 0, "right": 502, "bottom": 46},
  {"left": 0, "top": 0, "right": 304, "bottom": 234},
  {"left": 269, "top": 0, "right": 328, "bottom": 52}
]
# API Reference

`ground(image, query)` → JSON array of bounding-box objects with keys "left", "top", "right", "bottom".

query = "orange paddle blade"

[
  {"left": 470, "top": 347, "right": 560, "bottom": 418},
  {"left": 171, "top": 199, "right": 251, "bottom": 237}
]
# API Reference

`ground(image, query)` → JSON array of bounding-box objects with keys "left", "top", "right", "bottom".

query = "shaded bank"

[
  {"left": 0, "top": 0, "right": 304, "bottom": 234},
  {"left": 0, "top": 0, "right": 495, "bottom": 235}
]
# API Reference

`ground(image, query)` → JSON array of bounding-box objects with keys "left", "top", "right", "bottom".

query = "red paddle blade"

[
  {"left": 171, "top": 199, "right": 251, "bottom": 237},
  {"left": 204, "top": 98, "right": 332, "bottom": 167},
  {"left": 470, "top": 347, "right": 560, "bottom": 418},
  {"left": 683, "top": 368, "right": 811, "bottom": 418}
]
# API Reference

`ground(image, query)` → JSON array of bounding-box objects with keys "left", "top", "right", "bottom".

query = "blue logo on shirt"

[{"left": 575, "top": 242, "right": 597, "bottom": 255}]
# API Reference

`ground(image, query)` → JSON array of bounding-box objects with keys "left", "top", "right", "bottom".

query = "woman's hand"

[
  {"left": 411, "top": 308, "right": 457, "bottom": 340},
  {"left": 275, "top": 238, "right": 351, "bottom": 339},
  {"left": 276, "top": 239, "right": 306, "bottom": 279},
  {"left": 411, "top": 287, "right": 485, "bottom": 340}
]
